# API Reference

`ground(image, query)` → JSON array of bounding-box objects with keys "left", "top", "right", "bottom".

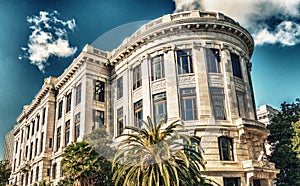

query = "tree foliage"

[
  {"left": 113, "top": 116, "right": 210, "bottom": 186},
  {"left": 0, "top": 160, "right": 11, "bottom": 186},
  {"left": 61, "top": 127, "right": 115, "bottom": 186},
  {"left": 267, "top": 99, "right": 300, "bottom": 186}
]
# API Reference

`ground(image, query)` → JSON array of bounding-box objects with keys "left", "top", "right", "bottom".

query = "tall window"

[
  {"left": 180, "top": 88, "right": 197, "bottom": 120},
  {"left": 236, "top": 91, "right": 246, "bottom": 118},
  {"left": 117, "top": 77, "right": 123, "bottom": 99},
  {"left": 52, "top": 163, "right": 57, "bottom": 179},
  {"left": 25, "top": 146, "right": 28, "bottom": 160},
  {"left": 231, "top": 53, "right": 242, "bottom": 78},
  {"left": 223, "top": 177, "right": 240, "bottom": 186},
  {"left": 58, "top": 100, "right": 63, "bottom": 119},
  {"left": 117, "top": 107, "right": 123, "bottom": 135},
  {"left": 35, "top": 138, "right": 38, "bottom": 156},
  {"left": 218, "top": 137, "right": 234, "bottom": 161},
  {"left": 177, "top": 49, "right": 193, "bottom": 74},
  {"left": 36, "top": 166, "right": 39, "bottom": 182},
  {"left": 15, "top": 141, "right": 18, "bottom": 154},
  {"left": 94, "top": 80, "right": 105, "bottom": 102},
  {"left": 153, "top": 92, "right": 167, "bottom": 124},
  {"left": 151, "top": 55, "right": 165, "bottom": 81},
  {"left": 93, "top": 110, "right": 104, "bottom": 130},
  {"left": 27, "top": 125, "right": 30, "bottom": 140},
  {"left": 206, "top": 48, "right": 221, "bottom": 73},
  {"left": 29, "top": 142, "right": 33, "bottom": 160},
  {"left": 65, "top": 120, "right": 70, "bottom": 145},
  {"left": 75, "top": 83, "right": 81, "bottom": 105},
  {"left": 42, "top": 107, "right": 46, "bottom": 125},
  {"left": 66, "top": 92, "right": 72, "bottom": 113},
  {"left": 36, "top": 115, "right": 40, "bottom": 132},
  {"left": 21, "top": 130, "right": 24, "bottom": 143},
  {"left": 31, "top": 120, "right": 35, "bottom": 136},
  {"left": 210, "top": 87, "right": 226, "bottom": 120},
  {"left": 133, "top": 65, "right": 142, "bottom": 90},
  {"left": 134, "top": 100, "right": 143, "bottom": 127},
  {"left": 56, "top": 127, "right": 61, "bottom": 151},
  {"left": 40, "top": 132, "right": 44, "bottom": 154},
  {"left": 75, "top": 113, "right": 80, "bottom": 141}
]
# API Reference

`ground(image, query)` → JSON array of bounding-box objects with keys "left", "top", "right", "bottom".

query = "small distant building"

[
  {"left": 3, "top": 129, "right": 15, "bottom": 163},
  {"left": 257, "top": 105, "right": 279, "bottom": 126}
]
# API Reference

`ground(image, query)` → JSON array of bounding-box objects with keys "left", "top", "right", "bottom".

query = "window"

[
  {"left": 184, "top": 137, "right": 201, "bottom": 154},
  {"left": 218, "top": 137, "right": 234, "bottom": 161},
  {"left": 93, "top": 110, "right": 104, "bottom": 130},
  {"left": 75, "top": 113, "right": 80, "bottom": 141},
  {"left": 30, "top": 169, "right": 33, "bottom": 183},
  {"left": 31, "top": 120, "right": 35, "bottom": 136},
  {"left": 25, "top": 146, "right": 28, "bottom": 160},
  {"left": 231, "top": 53, "right": 242, "bottom": 78},
  {"left": 153, "top": 92, "right": 167, "bottom": 124},
  {"left": 29, "top": 142, "right": 33, "bottom": 160},
  {"left": 117, "top": 107, "right": 124, "bottom": 135},
  {"left": 75, "top": 83, "right": 81, "bottom": 105},
  {"left": 236, "top": 91, "right": 246, "bottom": 118},
  {"left": 180, "top": 88, "right": 198, "bottom": 120},
  {"left": 49, "top": 138, "right": 52, "bottom": 148},
  {"left": 151, "top": 55, "right": 165, "bottom": 81},
  {"left": 133, "top": 65, "right": 142, "bottom": 90},
  {"left": 52, "top": 163, "right": 57, "bottom": 179},
  {"left": 36, "top": 115, "right": 40, "bottom": 132},
  {"left": 65, "top": 120, "right": 70, "bottom": 145},
  {"left": 210, "top": 87, "right": 226, "bottom": 120},
  {"left": 15, "top": 141, "right": 18, "bottom": 154},
  {"left": 57, "top": 127, "right": 61, "bottom": 151},
  {"left": 21, "top": 130, "right": 24, "bottom": 143},
  {"left": 134, "top": 100, "right": 143, "bottom": 127},
  {"left": 27, "top": 125, "right": 30, "bottom": 140},
  {"left": 36, "top": 166, "right": 39, "bottom": 182},
  {"left": 42, "top": 107, "right": 46, "bottom": 125},
  {"left": 206, "top": 48, "right": 221, "bottom": 73},
  {"left": 66, "top": 92, "right": 72, "bottom": 113},
  {"left": 35, "top": 138, "right": 38, "bottom": 156},
  {"left": 117, "top": 77, "right": 123, "bottom": 99},
  {"left": 177, "top": 49, "right": 193, "bottom": 74},
  {"left": 18, "top": 150, "right": 22, "bottom": 166},
  {"left": 223, "top": 177, "right": 240, "bottom": 186},
  {"left": 94, "top": 80, "right": 105, "bottom": 102},
  {"left": 40, "top": 132, "right": 44, "bottom": 154},
  {"left": 58, "top": 100, "right": 63, "bottom": 119}
]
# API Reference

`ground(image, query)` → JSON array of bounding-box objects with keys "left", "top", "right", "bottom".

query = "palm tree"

[
  {"left": 113, "top": 116, "right": 209, "bottom": 186},
  {"left": 61, "top": 140, "right": 102, "bottom": 186}
]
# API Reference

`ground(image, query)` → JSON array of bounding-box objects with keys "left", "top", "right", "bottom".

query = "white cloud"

[
  {"left": 20, "top": 11, "right": 77, "bottom": 72},
  {"left": 172, "top": 0, "right": 300, "bottom": 46}
]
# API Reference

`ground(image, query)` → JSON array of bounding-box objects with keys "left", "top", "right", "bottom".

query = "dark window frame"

[
  {"left": 210, "top": 87, "right": 226, "bottom": 120},
  {"left": 117, "top": 77, "right": 123, "bottom": 99},
  {"left": 94, "top": 80, "right": 105, "bottom": 102},
  {"left": 177, "top": 49, "right": 193, "bottom": 74},
  {"left": 134, "top": 100, "right": 143, "bottom": 128},
  {"left": 75, "top": 83, "right": 82, "bottom": 105},
  {"left": 151, "top": 55, "right": 165, "bottom": 81},
  {"left": 180, "top": 88, "right": 198, "bottom": 121},
  {"left": 205, "top": 48, "right": 221, "bottom": 73},
  {"left": 117, "top": 107, "right": 124, "bottom": 136},
  {"left": 66, "top": 92, "right": 72, "bottom": 113},
  {"left": 153, "top": 92, "right": 167, "bottom": 124},
  {"left": 218, "top": 137, "right": 234, "bottom": 161},
  {"left": 133, "top": 64, "right": 142, "bottom": 90},
  {"left": 231, "top": 53, "right": 243, "bottom": 78}
]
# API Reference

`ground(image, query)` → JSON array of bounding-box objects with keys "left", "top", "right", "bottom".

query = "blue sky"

[{"left": 0, "top": 0, "right": 299, "bottom": 158}]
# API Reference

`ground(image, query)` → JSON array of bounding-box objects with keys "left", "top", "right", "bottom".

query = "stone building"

[
  {"left": 257, "top": 105, "right": 279, "bottom": 126},
  {"left": 8, "top": 10, "right": 278, "bottom": 186},
  {"left": 3, "top": 129, "right": 14, "bottom": 163}
]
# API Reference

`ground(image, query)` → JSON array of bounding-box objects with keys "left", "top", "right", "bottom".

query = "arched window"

[{"left": 218, "top": 137, "right": 234, "bottom": 161}]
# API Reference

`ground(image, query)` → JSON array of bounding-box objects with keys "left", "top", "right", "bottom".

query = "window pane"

[
  {"left": 133, "top": 65, "right": 142, "bottom": 90},
  {"left": 94, "top": 80, "right": 105, "bottom": 101},
  {"left": 177, "top": 49, "right": 193, "bottom": 74},
  {"left": 180, "top": 88, "right": 197, "bottom": 120},
  {"left": 231, "top": 53, "right": 242, "bottom": 78}
]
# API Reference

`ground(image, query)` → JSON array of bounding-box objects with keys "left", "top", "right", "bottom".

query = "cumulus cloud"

[
  {"left": 20, "top": 11, "right": 77, "bottom": 72},
  {"left": 172, "top": 0, "right": 300, "bottom": 46}
]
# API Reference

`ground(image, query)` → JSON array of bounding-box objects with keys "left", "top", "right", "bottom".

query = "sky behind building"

[{"left": 0, "top": 0, "right": 299, "bottom": 158}]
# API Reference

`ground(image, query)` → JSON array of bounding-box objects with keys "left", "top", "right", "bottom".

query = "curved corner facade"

[{"left": 7, "top": 10, "right": 278, "bottom": 186}]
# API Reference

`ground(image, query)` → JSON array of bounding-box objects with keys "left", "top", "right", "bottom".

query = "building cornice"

[{"left": 108, "top": 10, "right": 254, "bottom": 65}]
